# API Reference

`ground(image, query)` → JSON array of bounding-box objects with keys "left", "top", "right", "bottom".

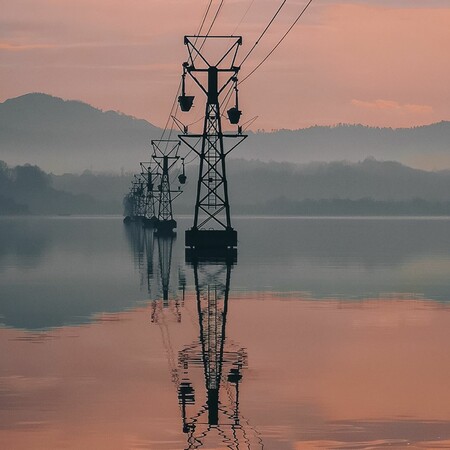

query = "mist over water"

[{"left": 1, "top": 216, "right": 450, "bottom": 449}]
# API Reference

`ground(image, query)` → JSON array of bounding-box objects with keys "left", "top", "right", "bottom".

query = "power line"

[
  {"left": 220, "top": 83, "right": 235, "bottom": 112},
  {"left": 232, "top": 0, "right": 255, "bottom": 35},
  {"left": 198, "top": 0, "right": 225, "bottom": 53},
  {"left": 160, "top": 80, "right": 182, "bottom": 140},
  {"left": 161, "top": 0, "right": 216, "bottom": 140},
  {"left": 180, "top": 0, "right": 225, "bottom": 162},
  {"left": 204, "top": 0, "right": 224, "bottom": 38},
  {"left": 239, "top": 0, "right": 288, "bottom": 66},
  {"left": 223, "top": 0, "right": 313, "bottom": 124},
  {"left": 176, "top": 0, "right": 223, "bottom": 141},
  {"left": 196, "top": 0, "right": 214, "bottom": 39},
  {"left": 240, "top": 0, "right": 314, "bottom": 84}
]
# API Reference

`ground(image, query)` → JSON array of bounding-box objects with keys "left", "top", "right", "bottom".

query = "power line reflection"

[
  {"left": 178, "top": 258, "right": 263, "bottom": 449},
  {"left": 128, "top": 227, "right": 263, "bottom": 448}
]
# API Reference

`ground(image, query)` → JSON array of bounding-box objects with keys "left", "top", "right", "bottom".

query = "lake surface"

[{"left": 1, "top": 216, "right": 450, "bottom": 449}]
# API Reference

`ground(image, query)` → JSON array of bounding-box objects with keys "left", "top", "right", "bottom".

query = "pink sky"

[{"left": 1, "top": 1, "right": 449, "bottom": 130}]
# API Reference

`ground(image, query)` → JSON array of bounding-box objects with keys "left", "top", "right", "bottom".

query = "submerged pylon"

[
  {"left": 151, "top": 139, "right": 184, "bottom": 235},
  {"left": 178, "top": 36, "right": 247, "bottom": 259},
  {"left": 139, "top": 161, "right": 159, "bottom": 228},
  {"left": 123, "top": 175, "right": 146, "bottom": 223}
]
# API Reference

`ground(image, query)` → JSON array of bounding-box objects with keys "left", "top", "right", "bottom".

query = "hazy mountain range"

[
  {"left": 1, "top": 93, "right": 450, "bottom": 173},
  {"left": 0, "top": 161, "right": 116, "bottom": 215},
  {"left": 0, "top": 93, "right": 159, "bottom": 173},
  {"left": 54, "top": 158, "right": 450, "bottom": 207},
  {"left": 3, "top": 157, "right": 450, "bottom": 215},
  {"left": 2, "top": 92, "right": 450, "bottom": 216}
]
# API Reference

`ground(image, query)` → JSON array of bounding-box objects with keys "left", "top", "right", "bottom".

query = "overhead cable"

[
  {"left": 198, "top": 0, "right": 225, "bottom": 53},
  {"left": 240, "top": 0, "right": 314, "bottom": 84},
  {"left": 161, "top": 0, "right": 215, "bottom": 140},
  {"left": 239, "top": 0, "right": 288, "bottom": 66},
  {"left": 232, "top": 0, "right": 255, "bottom": 35},
  {"left": 195, "top": 0, "right": 214, "bottom": 42}
]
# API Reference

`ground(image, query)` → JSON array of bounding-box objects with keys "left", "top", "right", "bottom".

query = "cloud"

[
  {"left": 351, "top": 99, "right": 434, "bottom": 115},
  {"left": 0, "top": 42, "right": 57, "bottom": 51}
]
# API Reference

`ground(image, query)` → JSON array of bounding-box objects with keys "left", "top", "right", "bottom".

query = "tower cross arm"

[{"left": 183, "top": 35, "right": 242, "bottom": 70}]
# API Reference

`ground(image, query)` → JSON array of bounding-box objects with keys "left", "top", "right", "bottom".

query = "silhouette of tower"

[
  {"left": 140, "top": 161, "right": 159, "bottom": 228},
  {"left": 124, "top": 175, "right": 147, "bottom": 223},
  {"left": 178, "top": 36, "right": 247, "bottom": 258},
  {"left": 151, "top": 140, "right": 184, "bottom": 235}
]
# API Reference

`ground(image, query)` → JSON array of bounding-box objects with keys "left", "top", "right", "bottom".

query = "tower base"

[
  {"left": 155, "top": 219, "right": 177, "bottom": 236},
  {"left": 185, "top": 228, "right": 237, "bottom": 263},
  {"left": 185, "top": 228, "right": 237, "bottom": 248},
  {"left": 143, "top": 216, "right": 158, "bottom": 228}
]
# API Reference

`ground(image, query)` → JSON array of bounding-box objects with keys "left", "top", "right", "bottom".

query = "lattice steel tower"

[
  {"left": 151, "top": 140, "right": 183, "bottom": 235},
  {"left": 178, "top": 36, "right": 247, "bottom": 257},
  {"left": 139, "top": 161, "right": 158, "bottom": 228}
]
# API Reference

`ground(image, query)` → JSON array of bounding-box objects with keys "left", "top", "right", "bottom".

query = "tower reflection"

[
  {"left": 124, "top": 222, "right": 147, "bottom": 290},
  {"left": 151, "top": 233, "right": 182, "bottom": 324},
  {"left": 177, "top": 257, "right": 263, "bottom": 449},
  {"left": 128, "top": 227, "right": 263, "bottom": 448}
]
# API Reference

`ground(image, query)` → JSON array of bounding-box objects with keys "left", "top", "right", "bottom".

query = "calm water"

[{"left": 1, "top": 216, "right": 450, "bottom": 449}]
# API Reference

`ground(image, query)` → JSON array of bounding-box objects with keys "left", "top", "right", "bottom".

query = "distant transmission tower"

[
  {"left": 139, "top": 161, "right": 158, "bottom": 228},
  {"left": 178, "top": 36, "right": 247, "bottom": 259},
  {"left": 151, "top": 139, "right": 184, "bottom": 235}
]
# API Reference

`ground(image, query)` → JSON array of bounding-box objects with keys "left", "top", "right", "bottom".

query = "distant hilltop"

[
  {"left": 0, "top": 93, "right": 160, "bottom": 173},
  {"left": 3, "top": 157, "right": 450, "bottom": 215},
  {"left": 1, "top": 93, "right": 450, "bottom": 173}
]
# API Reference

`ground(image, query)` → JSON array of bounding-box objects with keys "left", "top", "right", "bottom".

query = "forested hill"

[
  {"left": 243, "top": 122, "right": 450, "bottom": 171},
  {"left": 3, "top": 158, "right": 450, "bottom": 215},
  {"left": 0, "top": 93, "right": 160, "bottom": 173},
  {"left": 0, "top": 161, "right": 117, "bottom": 215},
  {"left": 1, "top": 93, "right": 450, "bottom": 172}
]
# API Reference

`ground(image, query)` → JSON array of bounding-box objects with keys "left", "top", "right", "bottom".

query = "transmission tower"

[
  {"left": 123, "top": 175, "right": 147, "bottom": 223},
  {"left": 140, "top": 161, "right": 159, "bottom": 228},
  {"left": 151, "top": 140, "right": 184, "bottom": 235},
  {"left": 178, "top": 36, "right": 247, "bottom": 259}
]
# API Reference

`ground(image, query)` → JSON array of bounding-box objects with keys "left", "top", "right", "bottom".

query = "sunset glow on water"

[
  {"left": 1, "top": 217, "right": 450, "bottom": 449},
  {"left": 2, "top": 0, "right": 450, "bottom": 448}
]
